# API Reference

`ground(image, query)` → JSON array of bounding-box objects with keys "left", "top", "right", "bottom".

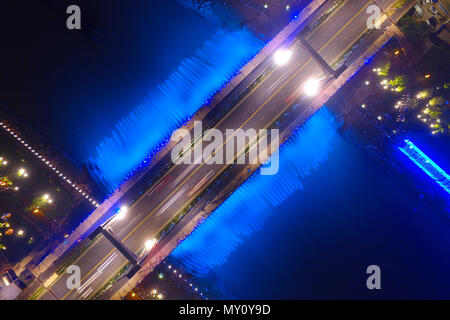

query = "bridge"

[{"left": 21, "top": 0, "right": 415, "bottom": 300}]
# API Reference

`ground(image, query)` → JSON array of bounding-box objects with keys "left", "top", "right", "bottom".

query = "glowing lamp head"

[
  {"left": 274, "top": 49, "right": 292, "bottom": 66},
  {"left": 145, "top": 239, "right": 156, "bottom": 250},
  {"left": 303, "top": 79, "right": 321, "bottom": 97},
  {"left": 116, "top": 206, "right": 128, "bottom": 220}
]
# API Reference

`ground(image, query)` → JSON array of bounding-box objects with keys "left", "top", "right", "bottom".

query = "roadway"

[{"left": 36, "top": 0, "right": 397, "bottom": 300}]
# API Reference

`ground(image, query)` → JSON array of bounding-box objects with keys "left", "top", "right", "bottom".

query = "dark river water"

[{"left": 172, "top": 109, "right": 450, "bottom": 299}]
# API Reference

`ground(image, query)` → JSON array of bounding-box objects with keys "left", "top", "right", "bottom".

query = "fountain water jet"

[
  {"left": 88, "top": 28, "right": 262, "bottom": 192},
  {"left": 172, "top": 107, "right": 342, "bottom": 276}
]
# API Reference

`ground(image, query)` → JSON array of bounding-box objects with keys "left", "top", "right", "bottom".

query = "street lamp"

[
  {"left": 42, "top": 194, "right": 53, "bottom": 204},
  {"left": 115, "top": 206, "right": 128, "bottom": 220},
  {"left": 17, "top": 168, "right": 28, "bottom": 178},
  {"left": 303, "top": 79, "right": 321, "bottom": 97},
  {"left": 145, "top": 239, "right": 156, "bottom": 250},
  {"left": 274, "top": 49, "right": 292, "bottom": 66}
]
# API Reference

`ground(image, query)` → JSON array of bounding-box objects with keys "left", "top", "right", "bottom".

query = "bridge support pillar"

[
  {"left": 299, "top": 37, "right": 336, "bottom": 77},
  {"left": 99, "top": 227, "right": 139, "bottom": 266}
]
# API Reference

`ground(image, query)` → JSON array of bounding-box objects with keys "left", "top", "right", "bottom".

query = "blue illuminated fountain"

[
  {"left": 172, "top": 107, "right": 342, "bottom": 276},
  {"left": 88, "top": 28, "right": 262, "bottom": 192}
]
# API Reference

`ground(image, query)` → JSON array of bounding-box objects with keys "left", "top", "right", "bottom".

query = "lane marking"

[
  {"left": 305, "top": 0, "right": 351, "bottom": 41},
  {"left": 119, "top": 0, "right": 376, "bottom": 248},
  {"left": 61, "top": 248, "right": 118, "bottom": 300},
  {"left": 152, "top": 175, "right": 173, "bottom": 193},
  {"left": 56, "top": 1, "right": 377, "bottom": 299},
  {"left": 315, "top": 1, "right": 372, "bottom": 53},
  {"left": 285, "top": 0, "right": 373, "bottom": 104},
  {"left": 187, "top": 170, "right": 215, "bottom": 198}
]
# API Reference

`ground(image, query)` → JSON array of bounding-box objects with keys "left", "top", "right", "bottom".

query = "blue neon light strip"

[{"left": 398, "top": 140, "right": 450, "bottom": 194}]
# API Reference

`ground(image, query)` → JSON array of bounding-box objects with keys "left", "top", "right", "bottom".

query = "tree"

[
  {"left": 0, "top": 176, "right": 13, "bottom": 188},
  {"left": 379, "top": 62, "right": 391, "bottom": 76},
  {"left": 399, "top": 16, "right": 431, "bottom": 46},
  {"left": 429, "top": 96, "right": 445, "bottom": 106},
  {"left": 25, "top": 197, "right": 49, "bottom": 214},
  {"left": 389, "top": 75, "right": 407, "bottom": 92},
  {"left": 393, "top": 0, "right": 407, "bottom": 9}
]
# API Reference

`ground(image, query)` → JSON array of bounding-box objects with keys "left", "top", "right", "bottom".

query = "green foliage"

[
  {"left": 379, "top": 62, "right": 391, "bottom": 76},
  {"left": 415, "top": 46, "right": 450, "bottom": 85},
  {"left": 427, "top": 100, "right": 450, "bottom": 134},
  {"left": 389, "top": 75, "right": 407, "bottom": 92},
  {"left": 429, "top": 96, "right": 445, "bottom": 106},
  {"left": 399, "top": 16, "right": 431, "bottom": 46},
  {"left": 0, "top": 176, "right": 13, "bottom": 187},
  {"left": 428, "top": 106, "right": 443, "bottom": 119},
  {"left": 394, "top": 0, "right": 407, "bottom": 9},
  {"left": 25, "top": 197, "right": 48, "bottom": 213}
]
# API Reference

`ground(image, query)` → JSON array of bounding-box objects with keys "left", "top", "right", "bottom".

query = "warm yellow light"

[{"left": 145, "top": 239, "right": 156, "bottom": 250}]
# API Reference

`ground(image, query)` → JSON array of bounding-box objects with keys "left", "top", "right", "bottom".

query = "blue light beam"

[
  {"left": 398, "top": 140, "right": 450, "bottom": 194},
  {"left": 172, "top": 108, "right": 341, "bottom": 276}
]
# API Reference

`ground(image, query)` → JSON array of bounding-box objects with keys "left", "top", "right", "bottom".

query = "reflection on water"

[
  {"left": 171, "top": 106, "right": 450, "bottom": 299},
  {"left": 172, "top": 107, "right": 341, "bottom": 275},
  {"left": 89, "top": 28, "right": 262, "bottom": 191}
]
